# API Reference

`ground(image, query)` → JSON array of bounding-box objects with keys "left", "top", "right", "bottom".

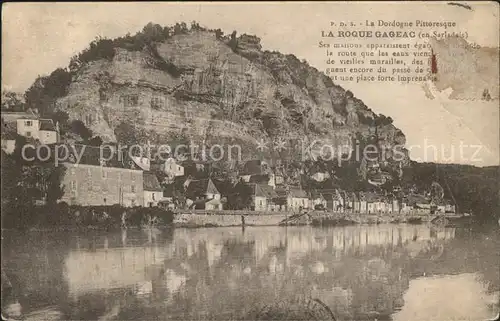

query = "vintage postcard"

[{"left": 1, "top": 1, "right": 499, "bottom": 320}]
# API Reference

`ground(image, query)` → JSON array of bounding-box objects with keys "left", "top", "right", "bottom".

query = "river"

[{"left": 2, "top": 224, "right": 499, "bottom": 320}]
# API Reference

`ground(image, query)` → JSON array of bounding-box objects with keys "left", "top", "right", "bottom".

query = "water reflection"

[{"left": 2, "top": 224, "right": 499, "bottom": 320}]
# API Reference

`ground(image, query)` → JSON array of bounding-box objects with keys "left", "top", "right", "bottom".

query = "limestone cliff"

[{"left": 54, "top": 27, "right": 407, "bottom": 163}]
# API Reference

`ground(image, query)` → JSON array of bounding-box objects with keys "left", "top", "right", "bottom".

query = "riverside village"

[
  {"left": 1, "top": 14, "right": 499, "bottom": 321},
  {"left": 1, "top": 109, "right": 460, "bottom": 229}
]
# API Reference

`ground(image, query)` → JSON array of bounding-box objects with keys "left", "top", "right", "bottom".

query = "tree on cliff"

[
  {"left": 1, "top": 91, "right": 25, "bottom": 112},
  {"left": 69, "top": 37, "right": 115, "bottom": 73},
  {"left": 24, "top": 68, "right": 72, "bottom": 116},
  {"left": 228, "top": 31, "right": 238, "bottom": 52}
]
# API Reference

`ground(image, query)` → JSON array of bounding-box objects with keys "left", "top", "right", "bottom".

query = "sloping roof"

[
  {"left": 365, "top": 192, "right": 382, "bottom": 202},
  {"left": 191, "top": 197, "right": 222, "bottom": 209},
  {"left": 1, "top": 112, "right": 38, "bottom": 122},
  {"left": 275, "top": 187, "right": 288, "bottom": 198},
  {"left": 60, "top": 144, "right": 140, "bottom": 170},
  {"left": 241, "top": 159, "right": 266, "bottom": 175},
  {"left": 39, "top": 119, "right": 56, "bottom": 131},
  {"left": 212, "top": 178, "right": 234, "bottom": 197},
  {"left": 249, "top": 183, "right": 278, "bottom": 199},
  {"left": 143, "top": 172, "right": 162, "bottom": 191},
  {"left": 321, "top": 192, "right": 334, "bottom": 201},
  {"left": 406, "top": 193, "right": 429, "bottom": 205},
  {"left": 131, "top": 156, "right": 151, "bottom": 171},
  {"left": 289, "top": 188, "right": 308, "bottom": 198},
  {"left": 186, "top": 178, "right": 220, "bottom": 198}
]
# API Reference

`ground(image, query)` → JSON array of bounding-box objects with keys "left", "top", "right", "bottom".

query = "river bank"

[
  {"left": 1, "top": 201, "right": 472, "bottom": 231},
  {"left": 172, "top": 210, "right": 444, "bottom": 228}
]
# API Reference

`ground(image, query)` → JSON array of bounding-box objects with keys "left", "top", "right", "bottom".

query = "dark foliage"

[
  {"left": 402, "top": 162, "right": 499, "bottom": 223},
  {"left": 70, "top": 120, "right": 93, "bottom": 140},
  {"left": 1, "top": 202, "right": 174, "bottom": 230},
  {"left": 24, "top": 68, "right": 72, "bottom": 116},
  {"left": 1, "top": 91, "right": 25, "bottom": 111}
]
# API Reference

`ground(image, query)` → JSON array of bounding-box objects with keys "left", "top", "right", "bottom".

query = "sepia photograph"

[{"left": 1, "top": 2, "right": 499, "bottom": 320}]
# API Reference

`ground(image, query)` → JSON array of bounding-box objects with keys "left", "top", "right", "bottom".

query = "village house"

[
  {"left": 286, "top": 188, "right": 309, "bottom": 211},
  {"left": 350, "top": 192, "right": 361, "bottom": 213},
  {"left": 309, "top": 163, "right": 330, "bottom": 183},
  {"left": 358, "top": 192, "right": 367, "bottom": 214},
  {"left": 431, "top": 200, "right": 456, "bottom": 214},
  {"left": 399, "top": 200, "right": 412, "bottom": 214},
  {"left": 185, "top": 178, "right": 223, "bottom": 210},
  {"left": 322, "top": 189, "right": 344, "bottom": 212},
  {"left": 391, "top": 197, "right": 400, "bottom": 213},
  {"left": 239, "top": 160, "right": 271, "bottom": 181},
  {"left": 445, "top": 203, "right": 456, "bottom": 213},
  {"left": 248, "top": 183, "right": 279, "bottom": 211},
  {"left": 131, "top": 155, "right": 151, "bottom": 171},
  {"left": 163, "top": 157, "right": 184, "bottom": 177},
  {"left": 341, "top": 191, "right": 353, "bottom": 213},
  {"left": 310, "top": 191, "right": 327, "bottom": 209},
  {"left": 59, "top": 144, "right": 144, "bottom": 206},
  {"left": 16, "top": 117, "right": 58, "bottom": 145},
  {"left": 406, "top": 194, "right": 431, "bottom": 214},
  {"left": 365, "top": 192, "right": 387, "bottom": 214},
  {"left": 143, "top": 172, "right": 164, "bottom": 207}
]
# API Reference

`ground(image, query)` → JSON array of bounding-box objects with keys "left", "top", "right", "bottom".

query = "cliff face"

[{"left": 55, "top": 30, "right": 406, "bottom": 162}]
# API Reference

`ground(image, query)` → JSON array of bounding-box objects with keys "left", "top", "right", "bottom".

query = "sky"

[{"left": 2, "top": 1, "right": 499, "bottom": 166}]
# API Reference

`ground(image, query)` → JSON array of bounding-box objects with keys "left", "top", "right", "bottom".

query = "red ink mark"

[{"left": 431, "top": 49, "right": 438, "bottom": 74}]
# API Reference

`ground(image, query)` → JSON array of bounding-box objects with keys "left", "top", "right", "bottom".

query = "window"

[
  {"left": 131, "top": 185, "right": 136, "bottom": 193},
  {"left": 87, "top": 168, "right": 92, "bottom": 177},
  {"left": 123, "top": 94, "right": 139, "bottom": 108},
  {"left": 152, "top": 193, "right": 156, "bottom": 201},
  {"left": 85, "top": 115, "right": 93, "bottom": 126},
  {"left": 25, "top": 120, "right": 33, "bottom": 126},
  {"left": 131, "top": 173, "right": 135, "bottom": 181},
  {"left": 26, "top": 131, "right": 32, "bottom": 137},
  {"left": 102, "top": 169, "right": 107, "bottom": 179},
  {"left": 150, "top": 96, "right": 164, "bottom": 110},
  {"left": 70, "top": 181, "right": 77, "bottom": 191},
  {"left": 118, "top": 172, "right": 122, "bottom": 181}
]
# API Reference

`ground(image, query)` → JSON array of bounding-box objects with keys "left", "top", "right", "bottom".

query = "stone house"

[
  {"left": 163, "top": 157, "right": 184, "bottom": 177},
  {"left": 391, "top": 197, "right": 400, "bottom": 213},
  {"left": 358, "top": 192, "right": 367, "bottom": 214},
  {"left": 323, "top": 189, "right": 344, "bottom": 212},
  {"left": 310, "top": 191, "right": 327, "bottom": 209},
  {"left": 406, "top": 194, "right": 431, "bottom": 214},
  {"left": 60, "top": 144, "right": 144, "bottom": 206},
  {"left": 248, "top": 183, "right": 279, "bottom": 211},
  {"left": 143, "top": 172, "right": 164, "bottom": 207},
  {"left": 185, "top": 178, "right": 223, "bottom": 210},
  {"left": 365, "top": 192, "right": 385, "bottom": 214},
  {"left": 1, "top": 111, "right": 58, "bottom": 145},
  {"left": 131, "top": 156, "right": 151, "bottom": 171},
  {"left": 350, "top": 192, "right": 361, "bottom": 213},
  {"left": 16, "top": 117, "right": 58, "bottom": 145},
  {"left": 287, "top": 188, "right": 309, "bottom": 211}
]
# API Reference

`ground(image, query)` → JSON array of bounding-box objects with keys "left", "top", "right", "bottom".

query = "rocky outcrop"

[{"left": 54, "top": 29, "right": 407, "bottom": 163}]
